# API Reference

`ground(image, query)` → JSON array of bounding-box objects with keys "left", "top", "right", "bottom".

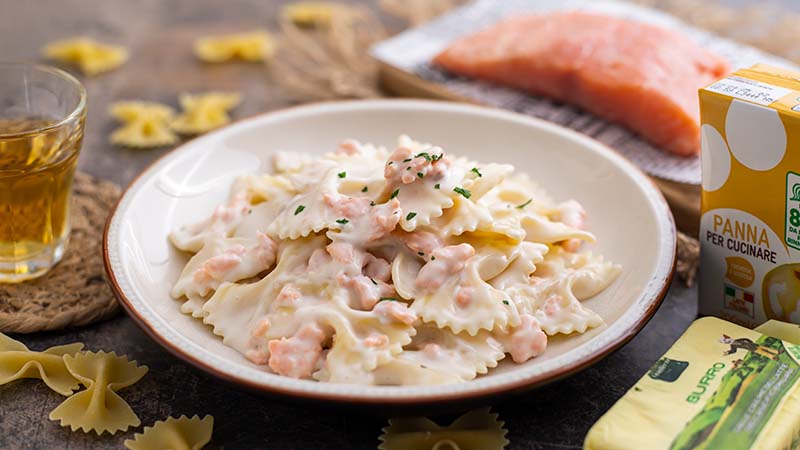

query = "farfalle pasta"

[
  {"left": 193, "top": 30, "right": 275, "bottom": 63},
  {"left": 49, "top": 351, "right": 148, "bottom": 435},
  {"left": 169, "top": 136, "right": 621, "bottom": 385},
  {"left": 282, "top": 2, "right": 336, "bottom": 27},
  {"left": 171, "top": 92, "right": 241, "bottom": 135},
  {"left": 109, "top": 101, "right": 178, "bottom": 148},
  {"left": 379, "top": 408, "right": 509, "bottom": 450},
  {"left": 42, "top": 37, "right": 128, "bottom": 75},
  {"left": 0, "top": 332, "right": 83, "bottom": 396},
  {"left": 281, "top": 2, "right": 363, "bottom": 27},
  {"left": 124, "top": 415, "right": 214, "bottom": 450}
]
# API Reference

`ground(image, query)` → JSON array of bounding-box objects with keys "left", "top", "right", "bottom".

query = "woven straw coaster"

[{"left": 0, "top": 172, "right": 121, "bottom": 334}]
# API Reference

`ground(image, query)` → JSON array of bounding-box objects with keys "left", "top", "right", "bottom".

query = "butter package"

[
  {"left": 755, "top": 320, "right": 800, "bottom": 344},
  {"left": 584, "top": 317, "right": 800, "bottom": 450},
  {"left": 699, "top": 64, "right": 800, "bottom": 328}
]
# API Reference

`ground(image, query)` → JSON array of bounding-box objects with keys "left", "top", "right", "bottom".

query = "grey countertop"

[
  {"left": 0, "top": 1, "right": 701, "bottom": 448},
  {"left": 0, "top": 284, "right": 697, "bottom": 450}
]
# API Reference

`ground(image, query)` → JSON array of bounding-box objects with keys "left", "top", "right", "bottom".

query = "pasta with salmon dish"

[{"left": 168, "top": 135, "right": 621, "bottom": 385}]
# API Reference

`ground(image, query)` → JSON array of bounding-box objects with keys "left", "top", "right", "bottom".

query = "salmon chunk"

[{"left": 433, "top": 11, "right": 730, "bottom": 156}]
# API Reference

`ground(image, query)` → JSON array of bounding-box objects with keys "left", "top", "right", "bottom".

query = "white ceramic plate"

[{"left": 104, "top": 99, "right": 676, "bottom": 405}]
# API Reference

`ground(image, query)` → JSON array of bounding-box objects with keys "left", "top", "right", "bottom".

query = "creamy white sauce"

[{"left": 169, "top": 136, "right": 621, "bottom": 385}]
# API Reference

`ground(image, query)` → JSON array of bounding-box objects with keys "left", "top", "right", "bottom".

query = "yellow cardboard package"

[
  {"left": 700, "top": 64, "right": 800, "bottom": 327},
  {"left": 585, "top": 317, "right": 800, "bottom": 450},
  {"left": 756, "top": 320, "right": 800, "bottom": 344}
]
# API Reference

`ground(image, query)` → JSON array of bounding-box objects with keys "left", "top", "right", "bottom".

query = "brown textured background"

[{"left": 0, "top": 1, "right": 792, "bottom": 449}]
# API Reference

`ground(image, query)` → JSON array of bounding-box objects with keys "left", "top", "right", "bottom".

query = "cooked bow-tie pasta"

[{"left": 169, "top": 136, "right": 621, "bottom": 385}]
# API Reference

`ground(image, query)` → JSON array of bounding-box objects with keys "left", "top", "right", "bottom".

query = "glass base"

[{"left": 0, "top": 237, "right": 68, "bottom": 283}]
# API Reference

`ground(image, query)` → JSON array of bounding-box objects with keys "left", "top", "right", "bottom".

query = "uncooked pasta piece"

[
  {"left": 42, "top": 37, "right": 128, "bottom": 75},
  {"left": 379, "top": 408, "right": 509, "bottom": 450},
  {"left": 0, "top": 332, "right": 83, "bottom": 396},
  {"left": 124, "top": 415, "right": 214, "bottom": 450},
  {"left": 193, "top": 31, "right": 275, "bottom": 63},
  {"left": 171, "top": 92, "right": 241, "bottom": 135},
  {"left": 109, "top": 101, "right": 178, "bottom": 148},
  {"left": 282, "top": 2, "right": 337, "bottom": 26},
  {"left": 49, "top": 351, "right": 148, "bottom": 435}
]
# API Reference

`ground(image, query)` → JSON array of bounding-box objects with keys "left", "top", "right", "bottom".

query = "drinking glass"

[{"left": 0, "top": 62, "right": 87, "bottom": 282}]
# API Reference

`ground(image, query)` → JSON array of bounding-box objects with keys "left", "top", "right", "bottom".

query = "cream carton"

[{"left": 699, "top": 64, "right": 800, "bottom": 328}]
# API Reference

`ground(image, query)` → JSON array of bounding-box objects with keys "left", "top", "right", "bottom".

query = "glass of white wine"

[{"left": 0, "top": 62, "right": 87, "bottom": 282}]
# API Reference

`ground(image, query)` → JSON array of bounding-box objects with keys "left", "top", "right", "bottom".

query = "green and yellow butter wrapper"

[{"left": 585, "top": 317, "right": 800, "bottom": 450}]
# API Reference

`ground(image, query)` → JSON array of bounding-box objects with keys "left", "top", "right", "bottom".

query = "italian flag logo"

[{"left": 724, "top": 284, "right": 754, "bottom": 318}]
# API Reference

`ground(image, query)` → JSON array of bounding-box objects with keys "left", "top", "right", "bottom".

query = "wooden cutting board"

[{"left": 377, "top": 62, "right": 702, "bottom": 236}]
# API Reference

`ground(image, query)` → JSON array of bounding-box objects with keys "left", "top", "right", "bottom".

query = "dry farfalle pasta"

[
  {"left": 42, "top": 37, "right": 128, "bottom": 76},
  {"left": 379, "top": 408, "right": 509, "bottom": 450},
  {"left": 171, "top": 92, "right": 241, "bottom": 135},
  {"left": 379, "top": 0, "right": 462, "bottom": 26},
  {"left": 0, "top": 332, "right": 83, "bottom": 396},
  {"left": 282, "top": 2, "right": 348, "bottom": 27},
  {"left": 193, "top": 30, "right": 275, "bottom": 63},
  {"left": 109, "top": 101, "right": 178, "bottom": 148},
  {"left": 124, "top": 415, "right": 214, "bottom": 450},
  {"left": 49, "top": 351, "right": 148, "bottom": 435}
]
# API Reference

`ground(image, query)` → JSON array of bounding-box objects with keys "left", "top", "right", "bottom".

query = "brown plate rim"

[{"left": 103, "top": 99, "right": 677, "bottom": 406}]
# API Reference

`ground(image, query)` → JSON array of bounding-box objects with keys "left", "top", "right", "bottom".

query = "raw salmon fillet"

[{"left": 433, "top": 11, "right": 730, "bottom": 156}]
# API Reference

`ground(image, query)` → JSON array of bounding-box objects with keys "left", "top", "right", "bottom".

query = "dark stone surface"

[
  {"left": 0, "top": 1, "right": 701, "bottom": 448},
  {"left": 0, "top": 283, "right": 697, "bottom": 450}
]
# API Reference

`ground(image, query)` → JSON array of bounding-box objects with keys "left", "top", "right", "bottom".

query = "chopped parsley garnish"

[
  {"left": 294, "top": 205, "right": 306, "bottom": 215},
  {"left": 434, "top": 183, "right": 440, "bottom": 189},
  {"left": 402, "top": 158, "right": 412, "bottom": 163},
  {"left": 361, "top": 186, "right": 368, "bottom": 192},
  {"left": 431, "top": 153, "right": 443, "bottom": 162},
  {"left": 387, "top": 161, "right": 393, "bottom": 165},
  {"left": 502, "top": 300, "right": 509, "bottom": 305},
  {"left": 417, "top": 172, "right": 424, "bottom": 179},
  {"left": 370, "top": 201, "right": 376, "bottom": 206},
  {"left": 431, "top": 255, "right": 436, "bottom": 260},
  {"left": 453, "top": 186, "right": 472, "bottom": 199},
  {"left": 335, "top": 218, "right": 349, "bottom": 225},
  {"left": 406, "top": 212, "right": 417, "bottom": 220},
  {"left": 516, "top": 198, "right": 533, "bottom": 209},
  {"left": 471, "top": 167, "right": 482, "bottom": 177},
  {"left": 337, "top": 171, "right": 346, "bottom": 178},
  {"left": 406, "top": 166, "right": 411, "bottom": 171},
  {"left": 389, "top": 188, "right": 399, "bottom": 199},
  {"left": 417, "top": 251, "right": 425, "bottom": 256},
  {"left": 369, "top": 277, "right": 377, "bottom": 285},
  {"left": 380, "top": 297, "right": 398, "bottom": 302},
  {"left": 415, "top": 152, "right": 431, "bottom": 161}
]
